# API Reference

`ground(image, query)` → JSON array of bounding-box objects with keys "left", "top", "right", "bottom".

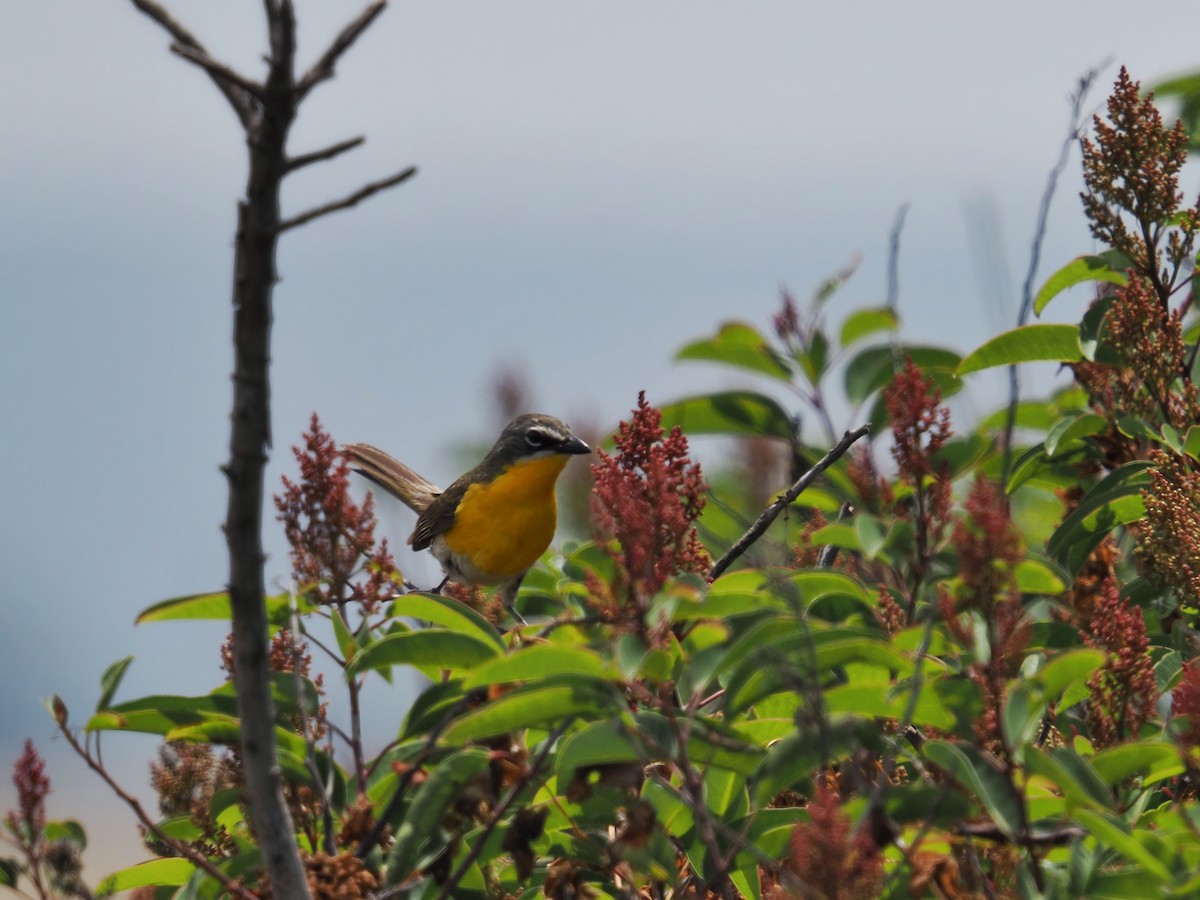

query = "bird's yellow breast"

[{"left": 443, "top": 454, "right": 570, "bottom": 580}]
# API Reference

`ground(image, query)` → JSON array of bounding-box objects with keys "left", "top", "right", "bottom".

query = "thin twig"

[
  {"left": 1001, "top": 64, "right": 1105, "bottom": 490},
  {"left": 170, "top": 43, "right": 264, "bottom": 101},
  {"left": 433, "top": 721, "right": 572, "bottom": 900},
  {"left": 295, "top": 0, "right": 388, "bottom": 101},
  {"left": 285, "top": 135, "right": 366, "bottom": 172},
  {"left": 291, "top": 587, "right": 337, "bottom": 854},
  {"left": 709, "top": 426, "right": 870, "bottom": 580},
  {"left": 278, "top": 166, "right": 417, "bottom": 233},
  {"left": 128, "top": 0, "right": 256, "bottom": 126},
  {"left": 57, "top": 723, "right": 258, "bottom": 900},
  {"left": 886, "top": 203, "right": 910, "bottom": 312}
]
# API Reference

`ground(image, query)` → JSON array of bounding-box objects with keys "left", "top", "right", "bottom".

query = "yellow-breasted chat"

[{"left": 344, "top": 414, "right": 590, "bottom": 622}]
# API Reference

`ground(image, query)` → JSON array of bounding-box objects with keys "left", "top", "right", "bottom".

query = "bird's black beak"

[{"left": 560, "top": 435, "right": 591, "bottom": 455}]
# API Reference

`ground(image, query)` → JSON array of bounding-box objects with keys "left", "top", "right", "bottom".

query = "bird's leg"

[
  {"left": 433, "top": 576, "right": 449, "bottom": 595},
  {"left": 500, "top": 578, "right": 527, "bottom": 627}
]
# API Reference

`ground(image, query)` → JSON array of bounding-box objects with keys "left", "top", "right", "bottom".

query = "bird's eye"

[{"left": 525, "top": 428, "right": 550, "bottom": 449}]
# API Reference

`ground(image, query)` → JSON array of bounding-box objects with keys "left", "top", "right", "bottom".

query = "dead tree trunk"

[{"left": 129, "top": 2, "right": 413, "bottom": 895}]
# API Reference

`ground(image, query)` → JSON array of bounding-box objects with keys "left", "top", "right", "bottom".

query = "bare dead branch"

[
  {"left": 708, "top": 426, "right": 871, "bottom": 580},
  {"left": 295, "top": 0, "right": 388, "bottom": 101},
  {"left": 278, "top": 165, "right": 417, "bottom": 233},
  {"left": 285, "top": 135, "right": 366, "bottom": 172},
  {"left": 128, "top": 0, "right": 256, "bottom": 126},
  {"left": 1001, "top": 63, "right": 1106, "bottom": 490},
  {"left": 57, "top": 722, "right": 258, "bottom": 900},
  {"left": 170, "top": 43, "right": 264, "bottom": 101}
]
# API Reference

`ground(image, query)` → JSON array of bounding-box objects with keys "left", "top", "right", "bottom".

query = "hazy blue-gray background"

[{"left": 3, "top": 0, "right": 1198, "bottom": 878}]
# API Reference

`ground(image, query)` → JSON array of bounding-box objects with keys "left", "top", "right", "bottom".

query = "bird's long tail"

[{"left": 343, "top": 443, "right": 441, "bottom": 514}]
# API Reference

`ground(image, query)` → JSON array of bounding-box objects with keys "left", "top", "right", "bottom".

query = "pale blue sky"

[{"left": 3, "top": 0, "right": 1199, "bottom": 879}]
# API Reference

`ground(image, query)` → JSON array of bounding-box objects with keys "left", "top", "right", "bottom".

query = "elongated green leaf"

[
  {"left": 1090, "top": 741, "right": 1184, "bottom": 787},
  {"left": 443, "top": 675, "right": 620, "bottom": 742},
  {"left": 676, "top": 322, "right": 793, "bottom": 381},
  {"left": 659, "top": 391, "right": 794, "bottom": 440},
  {"left": 386, "top": 747, "right": 490, "bottom": 885},
  {"left": 330, "top": 608, "right": 357, "bottom": 662},
  {"left": 96, "top": 656, "right": 134, "bottom": 712},
  {"left": 1074, "top": 808, "right": 1172, "bottom": 884},
  {"left": 958, "top": 324, "right": 1082, "bottom": 376},
  {"left": 344, "top": 630, "right": 499, "bottom": 679},
  {"left": 1046, "top": 462, "right": 1152, "bottom": 570},
  {"left": 388, "top": 593, "right": 504, "bottom": 650},
  {"left": 1014, "top": 558, "right": 1068, "bottom": 595},
  {"left": 1033, "top": 251, "right": 1131, "bottom": 316},
  {"left": 136, "top": 590, "right": 307, "bottom": 628},
  {"left": 1035, "top": 649, "right": 1105, "bottom": 700},
  {"left": 792, "top": 570, "right": 873, "bottom": 608},
  {"left": 1045, "top": 413, "right": 1107, "bottom": 458},
  {"left": 95, "top": 858, "right": 197, "bottom": 893},
  {"left": 463, "top": 645, "right": 611, "bottom": 689},
  {"left": 823, "top": 680, "right": 956, "bottom": 731},
  {"left": 839, "top": 307, "right": 899, "bottom": 348},
  {"left": 555, "top": 714, "right": 666, "bottom": 776},
  {"left": 1024, "top": 746, "right": 1108, "bottom": 810},
  {"left": 844, "top": 345, "right": 961, "bottom": 406},
  {"left": 923, "top": 740, "right": 1022, "bottom": 840}
]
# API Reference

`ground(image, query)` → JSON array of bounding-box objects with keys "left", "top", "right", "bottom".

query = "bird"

[{"left": 344, "top": 414, "right": 591, "bottom": 623}]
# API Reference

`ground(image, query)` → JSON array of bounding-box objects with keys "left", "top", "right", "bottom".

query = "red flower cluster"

[
  {"left": 590, "top": 393, "right": 709, "bottom": 608},
  {"left": 6, "top": 739, "right": 49, "bottom": 840},
  {"left": 1082, "top": 578, "right": 1158, "bottom": 748},
  {"left": 275, "top": 413, "right": 398, "bottom": 614},
  {"left": 885, "top": 357, "right": 952, "bottom": 487},
  {"left": 1137, "top": 450, "right": 1200, "bottom": 611},
  {"left": 945, "top": 477, "right": 1028, "bottom": 750},
  {"left": 883, "top": 357, "right": 953, "bottom": 595},
  {"left": 1172, "top": 661, "right": 1200, "bottom": 755},
  {"left": 786, "top": 782, "right": 883, "bottom": 900},
  {"left": 1081, "top": 67, "right": 1199, "bottom": 306}
]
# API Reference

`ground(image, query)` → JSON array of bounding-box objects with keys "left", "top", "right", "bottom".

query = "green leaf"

[
  {"left": 1090, "top": 741, "right": 1184, "bottom": 787},
  {"left": 844, "top": 345, "right": 961, "bottom": 406},
  {"left": 658, "top": 391, "right": 794, "bottom": 440},
  {"left": 344, "top": 630, "right": 499, "bottom": 679},
  {"left": 1033, "top": 251, "right": 1131, "bottom": 316},
  {"left": 95, "top": 858, "right": 197, "bottom": 894},
  {"left": 957, "top": 324, "right": 1083, "bottom": 376},
  {"left": 555, "top": 714, "right": 665, "bottom": 775},
  {"left": 96, "top": 655, "right": 134, "bottom": 711},
  {"left": 823, "top": 680, "right": 956, "bottom": 731},
  {"left": 386, "top": 747, "right": 490, "bottom": 885},
  {"left": 463, "top": 645, "right": 611, "bottom": 689},
  {"left": 1045, "top": 413, "right": 1107, "bottom": 458},
  {"left": 1046, "top": 462, "right": 1152, "bottom": 573},
  {"left": 1014, "top": 558, "right": 1068, "bottom": 595},
  {"left": 1035, "top": 649, "right": 1105, "bottom": 700},
  {"left": 1024, "top": 746, "right": 1110, "bottom": 810},
  {"left": 0, "top": 858, "right": 17, "bottom": 887},
  {"left": 676, "top": 322, "right": 792, "bottom": 381},
  {"left": 443, "top": 675, "right": 620, "bottom": 742},
  {"left": 923, "top": 740, "right": 1023, "bottom": 840},
  {"left": 43, "top": 819, "right": 86, "bottom": 848},
  {"left": 1074, "top": 808, "right": 1172, "bottom": 884},
  {"left": 330, "top": 608, "right": 358, "bottom": 662},
  {"left": 136, "top": 591, "right": 306, "bottom": 628},
  {"left": 387, "top": 593, "right": 504, "bottom": 651},
  {"left": 839, "top": 307, "right": 899, "bottom": 348}
]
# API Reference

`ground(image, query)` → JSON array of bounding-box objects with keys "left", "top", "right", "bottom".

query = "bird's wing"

[
  {"left": 343, "top": 443, "right": 442, "bottom": 515},
  {"left": 409, "top": 474, "right": 473, "bottom": 551}
]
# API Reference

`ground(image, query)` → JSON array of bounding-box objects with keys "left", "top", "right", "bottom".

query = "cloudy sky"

[{"left": 3, "top": 0, "right": 1199, "bottom": 880}]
